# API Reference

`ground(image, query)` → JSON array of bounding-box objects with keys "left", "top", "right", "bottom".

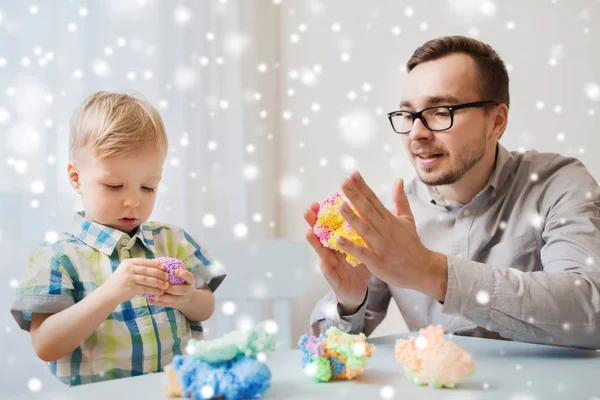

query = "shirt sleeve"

[
  {"left": 176, "top": 228, "right": 226, "bottom": 292},
  {"left": 10, "top": 244, "right": 76, "bottom": 332},
  {"left": 309, "top": 275, "right": 392, "bottom": 337},
  {"left": 442, "top": 156, "right": 600, "bottom": 349}
]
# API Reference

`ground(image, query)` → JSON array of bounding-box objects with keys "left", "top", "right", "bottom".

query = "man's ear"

[
  {"left": 491, "top": 104, "right": 509, "bottom": 140},
  {"left": 67, "top": 162, "right": 82, "bottom": 194}
]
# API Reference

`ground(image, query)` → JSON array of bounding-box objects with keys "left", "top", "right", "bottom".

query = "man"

[{"left": 306, "top": 36, "right": 600, "bottom": 349}]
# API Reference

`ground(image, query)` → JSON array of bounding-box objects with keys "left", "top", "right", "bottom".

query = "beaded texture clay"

[
  {"left": 299, "top": 326, "right": 375, "bottom": 382},
  {"left": 143, "top": 257, "right": 188, "bottom": 301},
  {"left": 164, "top": 320, "right": 279, "bottom": 400},
  {"left": 313, "top": 192, "right": 366, "bottom": 267},
  {"left": 395, "top": 325, "right": 475, "bottom": 388}
]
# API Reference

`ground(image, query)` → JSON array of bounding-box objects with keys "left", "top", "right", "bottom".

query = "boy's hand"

[
  {"left": 105, "top": 258, "right": 169, "bottom": 304},
  {"left": 149, "top": 269, "right": 195, "bottom": 309}
]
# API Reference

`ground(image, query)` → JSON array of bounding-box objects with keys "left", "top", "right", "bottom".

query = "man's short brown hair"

[{"left": 407, "top": 35, "right": 510, "bottom": 108}]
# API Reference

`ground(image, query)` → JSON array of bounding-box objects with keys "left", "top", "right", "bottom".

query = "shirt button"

[
  {"left": 121, "top": 239, "right": 128, "bottom": 246},
  {"left": 456, "top": 253, "right": 464, "bottom": 259},
  {"left": 338, "top": 323, "right": 348, "bottom": 331},
  {"left": 491, "top": 192, "right": 497, "bottom": 199},
  {"left": 463, "top": 209, "right": 471, "bottom": 217}
]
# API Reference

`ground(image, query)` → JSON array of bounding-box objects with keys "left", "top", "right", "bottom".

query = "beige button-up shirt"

[{"left": 310, "top": 144, "right": 600, "bottom": 349}]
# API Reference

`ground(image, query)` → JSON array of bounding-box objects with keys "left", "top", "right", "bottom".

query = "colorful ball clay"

[
  {"left": 164, "top": 320, "right": 278, "bottom": 400},
  {"left": 299, "top": 326, "right": 375, "bottom": 382},
  {"left": 164, "top": 355, "right": 271, "bottom": 400},
  {"left": 395, "top": 325, "right": 475, "bottom": 388},
  {"left": 143, "top": 257, "right": 187, "bottom": 301},
  {"left": 313, "top": 192, "right": 366, "bottom": 267}
]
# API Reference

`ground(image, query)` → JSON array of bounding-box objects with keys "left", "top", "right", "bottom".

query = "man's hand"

[
  {"left": 335, "top": 171, "right": 448, "bottom": 301},
  {"left": 304, "top": 203, "right": 371, "bottom": 314}
]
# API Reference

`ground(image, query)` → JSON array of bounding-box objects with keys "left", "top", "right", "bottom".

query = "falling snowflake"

[
  {"left": 233, "top": 223, "right": 248, "bottom": 238},
  {"left": 300, "top": 69, "right": 317, "bottom": 86},
  {"left": 252, "top": 213, "right": 262, "bottom": 223},
  {"left": 173, "top": 5, "right": 192, "bottom": 25},
  {"left": 476, "top": 290, "right": 490, "bottom": 305},
  {"left": 257, "top": 63, "right": 268, "bottom": 73},
  {"left": 280, "top": 175, "right": 302, "bottom": 199},
  {"left": 30, "top": 180, "right": 45, "bottom": 195},
  {"left": 27, "top": 378, "right": 42, "bottom": 393},
  {"left": 529, "top": 213, "right": 543, "bottom": 229},
  {"left": 304, "top": 362, "right": 317, "bottom": 377},
  {"left": 264, "top": 320, "right": 278, "bottom": 334},
  {"left": 200, "top": 385, "right": 214, "bottom": 399},
  {"left": 380, "top": 385, "right": 395, "bottom": 399},
  {"left": 224, "top": 32, "right": 250, "bottom": 57},
  {"left": 174, "top": 66, "right": 198, "bottom": 90},
  {"left": 45, "top": 231, "right": 58, "bottom": 243},
  {"left": 237, "top": 316, "right": 254, "bottom": 332},
  {"left": 202, "top": 214, "right": 216, "bottom": 228},
  {"left": 338, "top": 109, "right": 376, "bottom": 147},
  {"left": 221, "top": 301, "right": 236, "bottom": 316},
  {"left": 530, "top": 173, "right": 539, "bottom": 182},
  {"left": 584, "top": 82, "right": 600, "bottom": 101},
  {"left": 414, "top": 335, "right": 428, "bottom": 350},
  {"left": 242, "top": 164, "right": 260, "bottom": 181},
  {"left": 339, "top": 155, "right": 358, "bottom": 173},
  {"left": 207, "top": 141, "right": 218, "bottom": 151}
]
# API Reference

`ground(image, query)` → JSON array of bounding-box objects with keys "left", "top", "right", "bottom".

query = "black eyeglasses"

[{"left": 387, "top": 101, "right": 498, "bottom": 134}]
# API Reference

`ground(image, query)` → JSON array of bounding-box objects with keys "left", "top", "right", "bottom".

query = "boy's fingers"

[
  {"left": 133, "top": 265, "right": 168, "bottom": 281},
  {"left": 132, "top": 258, "right": 163, "bottom": 269}
]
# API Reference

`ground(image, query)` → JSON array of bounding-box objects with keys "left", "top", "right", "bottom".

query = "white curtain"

[{"left": 0, "top": 0, "right": 279, "bottom": 395}]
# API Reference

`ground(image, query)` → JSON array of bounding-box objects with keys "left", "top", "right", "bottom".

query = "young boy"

[{"left": 10, "top": 92, "right": 226, "bottom": 386}]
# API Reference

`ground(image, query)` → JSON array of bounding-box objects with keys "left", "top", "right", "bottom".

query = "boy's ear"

[{"left": 67, "top": 162, "right": 82, "bottom": 194}]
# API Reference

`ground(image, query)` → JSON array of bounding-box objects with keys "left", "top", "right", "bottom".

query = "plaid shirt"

[{"left": 11, "top": 212, "right": 226, "bottom": 386}]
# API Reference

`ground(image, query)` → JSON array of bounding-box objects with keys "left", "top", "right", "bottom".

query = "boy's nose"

[{"left": 122, "top": 197, "right": 140, "bottom": 208}]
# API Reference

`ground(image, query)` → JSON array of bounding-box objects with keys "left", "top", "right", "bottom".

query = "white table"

[{"left": 4, "top": 334, "right": 599, "bottom": 400}]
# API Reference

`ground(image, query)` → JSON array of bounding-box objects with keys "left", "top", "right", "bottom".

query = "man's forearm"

[
  {"left": 32, "top": 283, "right": 120, "bottom": 362},
  {"left": 442, "top": 256, "right": 600, "bottom": 349},
  {"left": 414, "top": 250, "right": 448, "bottom": 301},
  {"left": 177, "top": 288, "right": 215, "bottom": 322}
]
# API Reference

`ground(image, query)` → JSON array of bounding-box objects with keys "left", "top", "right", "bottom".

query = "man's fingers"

[
  {"left": 318, "top": 259, "right": 341, "bottom": 290},
  {"left": 305, "top": 229, "right": 338, "bottom": 266}
]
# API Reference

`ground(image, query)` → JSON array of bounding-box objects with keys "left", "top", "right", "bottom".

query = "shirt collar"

[
  {"left": 69, "top": 211, "right": 156, "bottom": 256},
  {"left": 421, "top": 143, "right": 516, "bottom": 207}
]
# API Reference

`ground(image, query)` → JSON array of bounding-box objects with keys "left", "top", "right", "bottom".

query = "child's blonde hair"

[{"left": 69, "top": 91, "right": 168, "bottom": 160}]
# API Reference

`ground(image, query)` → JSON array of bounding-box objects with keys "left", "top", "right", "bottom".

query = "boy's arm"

[
  {"left": 149, "top": 271, "right": 216, "bottom": 322},
  {"left": 30, "top": 258, "right": 168, "bottom": 362},
  {"left": 30, "top": 283, "right": 121, "bottom": 362},
  {"left": 176, "top": 287, "right": 215, "bottom": 323}
]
